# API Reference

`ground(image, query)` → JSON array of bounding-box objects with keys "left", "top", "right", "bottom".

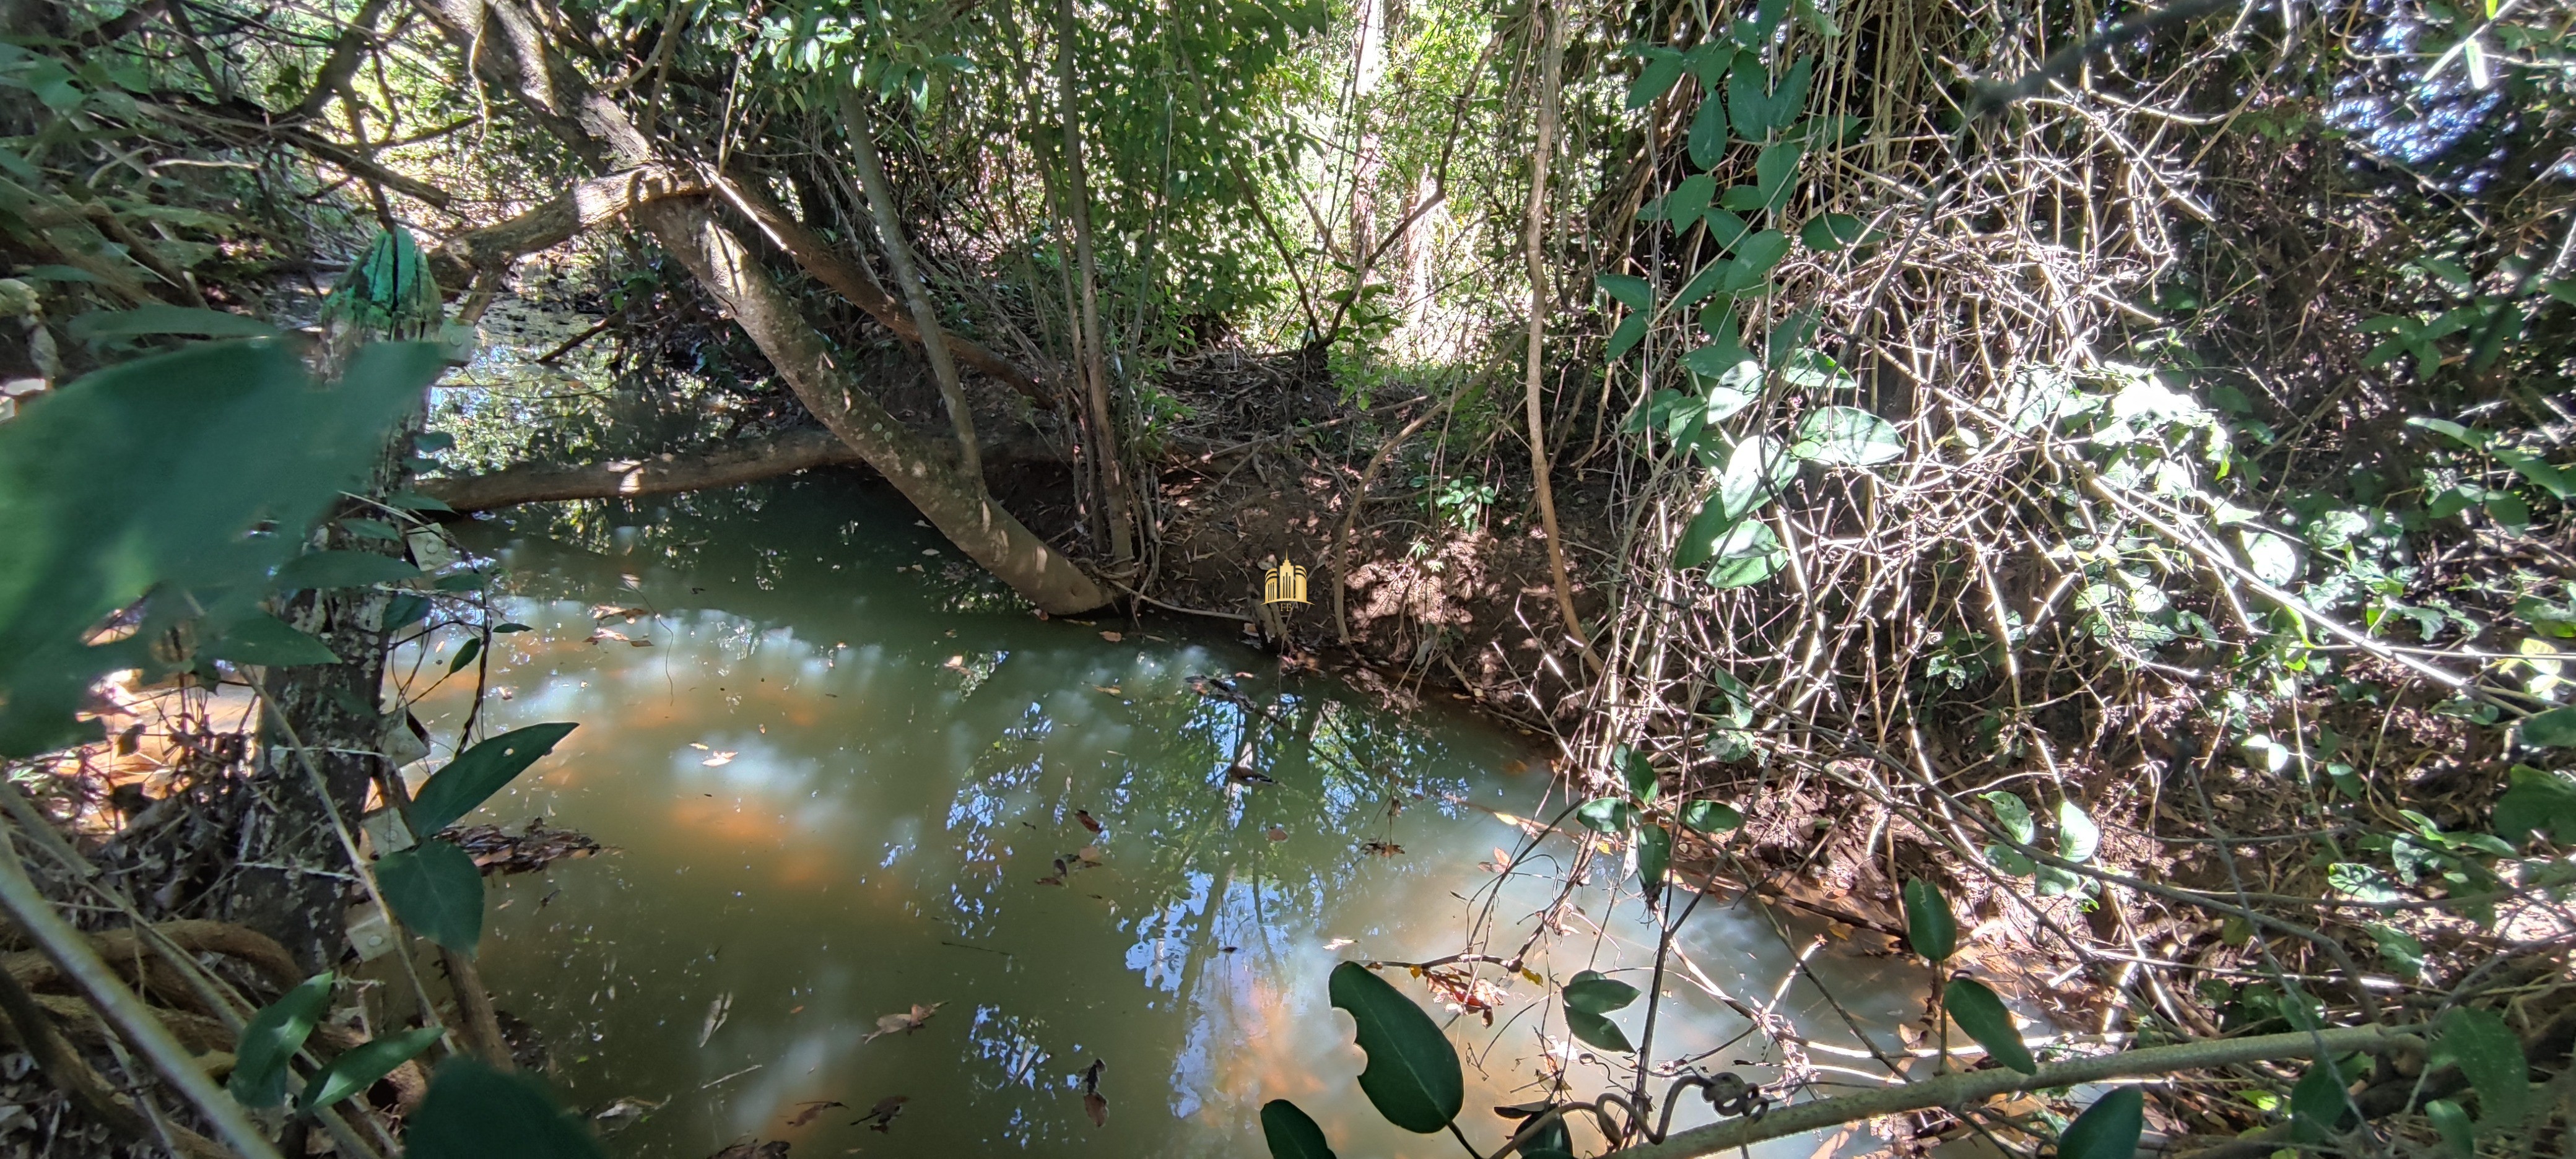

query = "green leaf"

[
  {"left": 2289, "top": 1056, "right": 2356, "bottom": 1141},
  {"left": 1985, "top": 844, "right": 2037, "bottom": 876},
  {"left": 1328, "top": 961, "right": 1463, "bottom": 1133},
  {"left": 1718, "top": 184, "right": 1768, "bottom": 212},
  {"left": 406, "top": 1057, "right": 606, "bottom": 1159},
  {"left": 0, "top": 340, "right": 438, "bottom": 756},
  {"left": 1564, "top": 1007, "right": 1634, "bottom": 1053},
  {"left": 1791, "top": 406, "right": 1902, "bottom": 465},
  {"left": 2490, "top": 446, "right": 2575, "bottom": 500},
  {"left": 301, "top": 1025, "right": 443, "bottom": 1112},
  {"left": 448, "top": 636, "right": 483, "bottom": 675},
  {"left": 1618, "top": 745, "right": 1658, "bottom": 802},
  {"left": 1606, "top": 313, "right": 1648, "bottom": 361},
  {"left": 2521, "top": 706, "right": 2576, "bottom": 749},
  {"left": 1702, "top": 208, "right": 1752, "bottom": 253},
  {"left": 1902, "top": 879, "right": 1955, "bottom": 962},
  {"left": 1800, "top": 213, "right": 1865, "bottom": 251},
  {"left": 2057, "top": 800, "right": 2100, "bottom": 862},
  {"left": 1941, "top": 978, "right": 2034, "bottom": 1074},
  {"left": 376, "top": 841, "right": 484, "bottom": 953},
  {"left": 385, "top": 490, "right": 455, "bottom": 513},
  {"left": 228, "top": 971, "right": 335, "bottom": 1108},
  {"left": 1665, "top": 175, "right": 1716, "bottom": 234},
  {"left": 1637, "top": 822, "right": 1673, "bottom": 898},
  {"left": 409, "top": 723, "right": 579, "bottom": 835},
  {"left": 1598, "top": 274, "right": 1653, "bottom": 314},
  {"left": 1627, "top": 51, "right": 1687, "bottom": 110},
  {"left": 2426, "top": 1098, "right": 2474, "bottom": 1159},
  {"left": 1982, "top": 792, "right": 2035, "bottom": 843},
  {"left": 2058, "top": 1088, "right": 2143, "bottom": 1159},
  {"left": 66, "top": 304, "right": 281, "bottom": 342},
  {"left": 274, "top": 550, "right": 422, "bottom": 591},
  {"left": 1688, "top": 91, "right": 1731, "bottom": 170},
  {"left": 1754, "top": 141, "right": 1804, "bottom": 208},
  {"left": 2436, "top": 1007, "right": 2528, "bottom": 1124},
  {"left": 1679, "top": 800, "right": 1743, "bottom": 832},
  {"left": 1562, "top": 970, "right": 1640, "bottom": 1014},
  {"left": 1576, "top": 797, "right": 1633, "bottom": 833},
  {"left": 1725, "top": 54, "right": 1771, "bottom": 142},
  {"left": 2364, "top": 922, "right": 2424, "bottom": 980},
  {"left": 2495, "top": 763, "right": 2576, "bottom": 843},
  {"left": 1732, "top": 230, "right": 1791, "bottom": 280},
  {"left": 1705, "top": 521, "right": 1785, "bottom": 588},
  {"left": 2240, "top": 530, "right": 2302, "bottom": 584},
  {"left": 1260, "top": 1100, "right": 1337, "bottom": 1159},
  {"left": 205, "top": 614, "right": 341, "bottom": 667}
]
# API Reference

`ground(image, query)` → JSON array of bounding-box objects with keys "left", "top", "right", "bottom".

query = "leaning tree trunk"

[{"left": 418, "top": 0, "right": 1107, "bottom": 615}]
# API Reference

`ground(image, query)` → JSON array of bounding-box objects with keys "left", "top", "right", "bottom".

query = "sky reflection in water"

[{"left": 403, "top": 479, "right": 1912, "bottom": 1158}]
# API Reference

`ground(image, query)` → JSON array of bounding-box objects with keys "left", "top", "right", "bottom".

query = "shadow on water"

[{"left": 398, "top": 475, "right": 1920, "bottom": 1158}]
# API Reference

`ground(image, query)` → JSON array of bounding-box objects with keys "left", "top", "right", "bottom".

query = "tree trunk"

[
  {"left": 842, "top": 93, "right": 980, "bottom": 482},
  {"left": 635, "top": 197, "right": 1109, "bottom": 613},
  {"left": 1518, "top": 1, "right": 1598, "bottom": 674},
  {"left": 419, "top": 0, "right": 1107, "bottom": 614},
  {"left": 1056, "top": 0, "right": 1135, "bottom": 565}
]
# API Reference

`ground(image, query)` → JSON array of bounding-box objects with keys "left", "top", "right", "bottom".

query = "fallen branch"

[
  {"left": 422, "top": 427, "right": 862, "bottom": 513},
  {"left": 1606, "top": 1023, "right": 2415, "bottom": 1159}
]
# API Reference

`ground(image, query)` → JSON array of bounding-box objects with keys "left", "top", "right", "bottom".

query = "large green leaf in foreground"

[
  {"left": 0, "top": 339, "right": 439, "bottom": 754},
  {"left": 1328, "top": 961, "right": 1463, "bottom": 1133}
]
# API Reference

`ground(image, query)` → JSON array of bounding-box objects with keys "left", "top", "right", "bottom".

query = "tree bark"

[
  {"left": 423, "top": 165, "right": 705, "bottom": 290},
  {"left": 1056, "top": 0, "right": 1135, "bottom": 565},
  {"left": 635, "top": 198, "right": 1108, "bottom": 612},
  {"left": 840, "top": 93, "right": 979, "bottom": 481},
  {"left": 716, "top": 176, "right": 1048, "bottom": 405},
  {"left": 425, "top": 427, "right": 863, "bottom": 512},
  {"left": 1519, "top": 1, "right": 1598, "bottom": 674}
]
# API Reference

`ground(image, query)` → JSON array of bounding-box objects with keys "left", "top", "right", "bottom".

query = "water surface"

[{"left": 406, "top": 477, "right": 1917, "bottom": 1158}]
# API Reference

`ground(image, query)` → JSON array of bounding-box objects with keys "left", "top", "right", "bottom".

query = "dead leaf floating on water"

[
  {"left": 1265, "top": 826, "right": 1288, "bottom": 841},
  {"left": 863, "top": 1002, "right": 944, "bottom": 1043},
  {"left": 784, "top": 1100, "right": 845, "bottom": 1128},
  {"left": 701, "top": 750, "right": 736, "bottom": 767},
  {"left": 1079, "top": 1059, "right": 1107, "bottom": 1127},
  {"left": 1362, "top": 840, "right": 1406, "bottom": 857},
  {"left": 590, "top": 1095, "right": 667, "bottom": 1135},
  {"left": 1099, "top": 630, "right": 1122, "bottom": 642},
  {"left": 710, "top": 1143, "right": 789, "bottom": 1159},
  {"left": 698, "top": 992, "right": 731, "bottom": 1046},
  {"left": 851, "top": 1095, "right": 909, "bottom": 1132},
  {"left": 1076, "top": 809, "right": 1103, "bottom": 833}
]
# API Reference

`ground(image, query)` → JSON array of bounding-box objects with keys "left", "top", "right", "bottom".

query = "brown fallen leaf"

[
  {"left": 863, "top": 1002, "right": 944, "bottom": 1043},
  {"left": 711, "top": 1142, "right": 790, "bottom": 1159},
  {"left": 1266, "top": 826, "right": 1288, "bottom": 841},
  {"left": 851, "top": 1095, "right": 909, "bottom": 1132},
  {"left": 1099, "top": 630, "right": 1123, "bottom": 641},
  {"left": 1080, "top": 1059, "right": 1107, "bottom": 1127},
  {"left": 1074, "top": 844, "right": 1103, "bottom": 866},
  {"left": 1076, "top": 809, "right": 1103, "bottom": 833},
  {"left": 785, "top": 1100, "right": 845, "bottom": 1127}
]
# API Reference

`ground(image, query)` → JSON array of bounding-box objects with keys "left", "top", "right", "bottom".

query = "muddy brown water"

[{"left": 399, "top": 475, "right": 1922, "bottom": 1158}]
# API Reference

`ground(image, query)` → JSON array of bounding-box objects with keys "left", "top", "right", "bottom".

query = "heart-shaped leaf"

[
  {"left": 1606, "top": 314, "right": 1648, "bottom": 361},
  {"left": 1564, "top": 971, "right": 1640, "bottom": 1014},
  {"left": 1902, "top": 879, "right": 1955, "bottom": 963},
  {"left": 1702, "top": 208, "right": 1752, "bottom": 253},
  {"left": 1666, "top": 175, "right": 1716, "bottom": 234},
  {"left": 1800, "top": 212, "right": 1865, "bottom": 251},
  {"left": 1942, "top": 978, "right": 2034, "bottom": 1074},
  {"left": 1260, "top": 1100, "right": 1337, "bottom": 1159},
  {"left": 1565, "top": 1007, "right": 1634, "bottom": 1053},
  {"left": 1576, "top": 797, "right": 1633, "bottom": 833},
  {"left": 1688, "top": 92, "right": 1730, "bottom": 170},
  {"left": 2058, "top": 800, "right": 2101, "bottom": 862},
  {"left": 1680, "top": 800, "right": 1743, "bottom": 832},
  {"left": 2059, "top": 1088, "right": 2143, "bottom": 1159},
  {"left": 409, "top": 723, "right": 579, "bottom": 835},
  {"left": 1705, "top": 521, "right": 1786, "bottom": 588},
  {"left": 1982, "top": 791, "right": 2036, "bottom": 843},
  {"left": 1627, "top": 50, "right": 1686, "bottom": 110},
  {"left": 1598, "top": 274, "right": 1653, "bottom": 314},
  {"left": 2289, "top": 1056, "right": 2357, "bottom": 1142},
  {"left": 1328, "top": 961, "right": 1462, "bottom": 1133},
  {"left": 377, "top": 840, "right": 484, "bottom": 953},
  {"left": 1792, "top": 406, "right": 1902, "bottom": 465},
  {"left": 228, "top": 971, "right": 336, "bottom": 1108}
]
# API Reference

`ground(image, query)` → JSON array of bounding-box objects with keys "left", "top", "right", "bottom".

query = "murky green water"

[{"left": 403, "top": 476, "right": 1917, "bottom": 1158}]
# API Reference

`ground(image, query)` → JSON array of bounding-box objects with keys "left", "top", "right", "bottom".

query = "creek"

[{"left": 401, "top": 476, "right": 1922, "bottom": 1158}]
